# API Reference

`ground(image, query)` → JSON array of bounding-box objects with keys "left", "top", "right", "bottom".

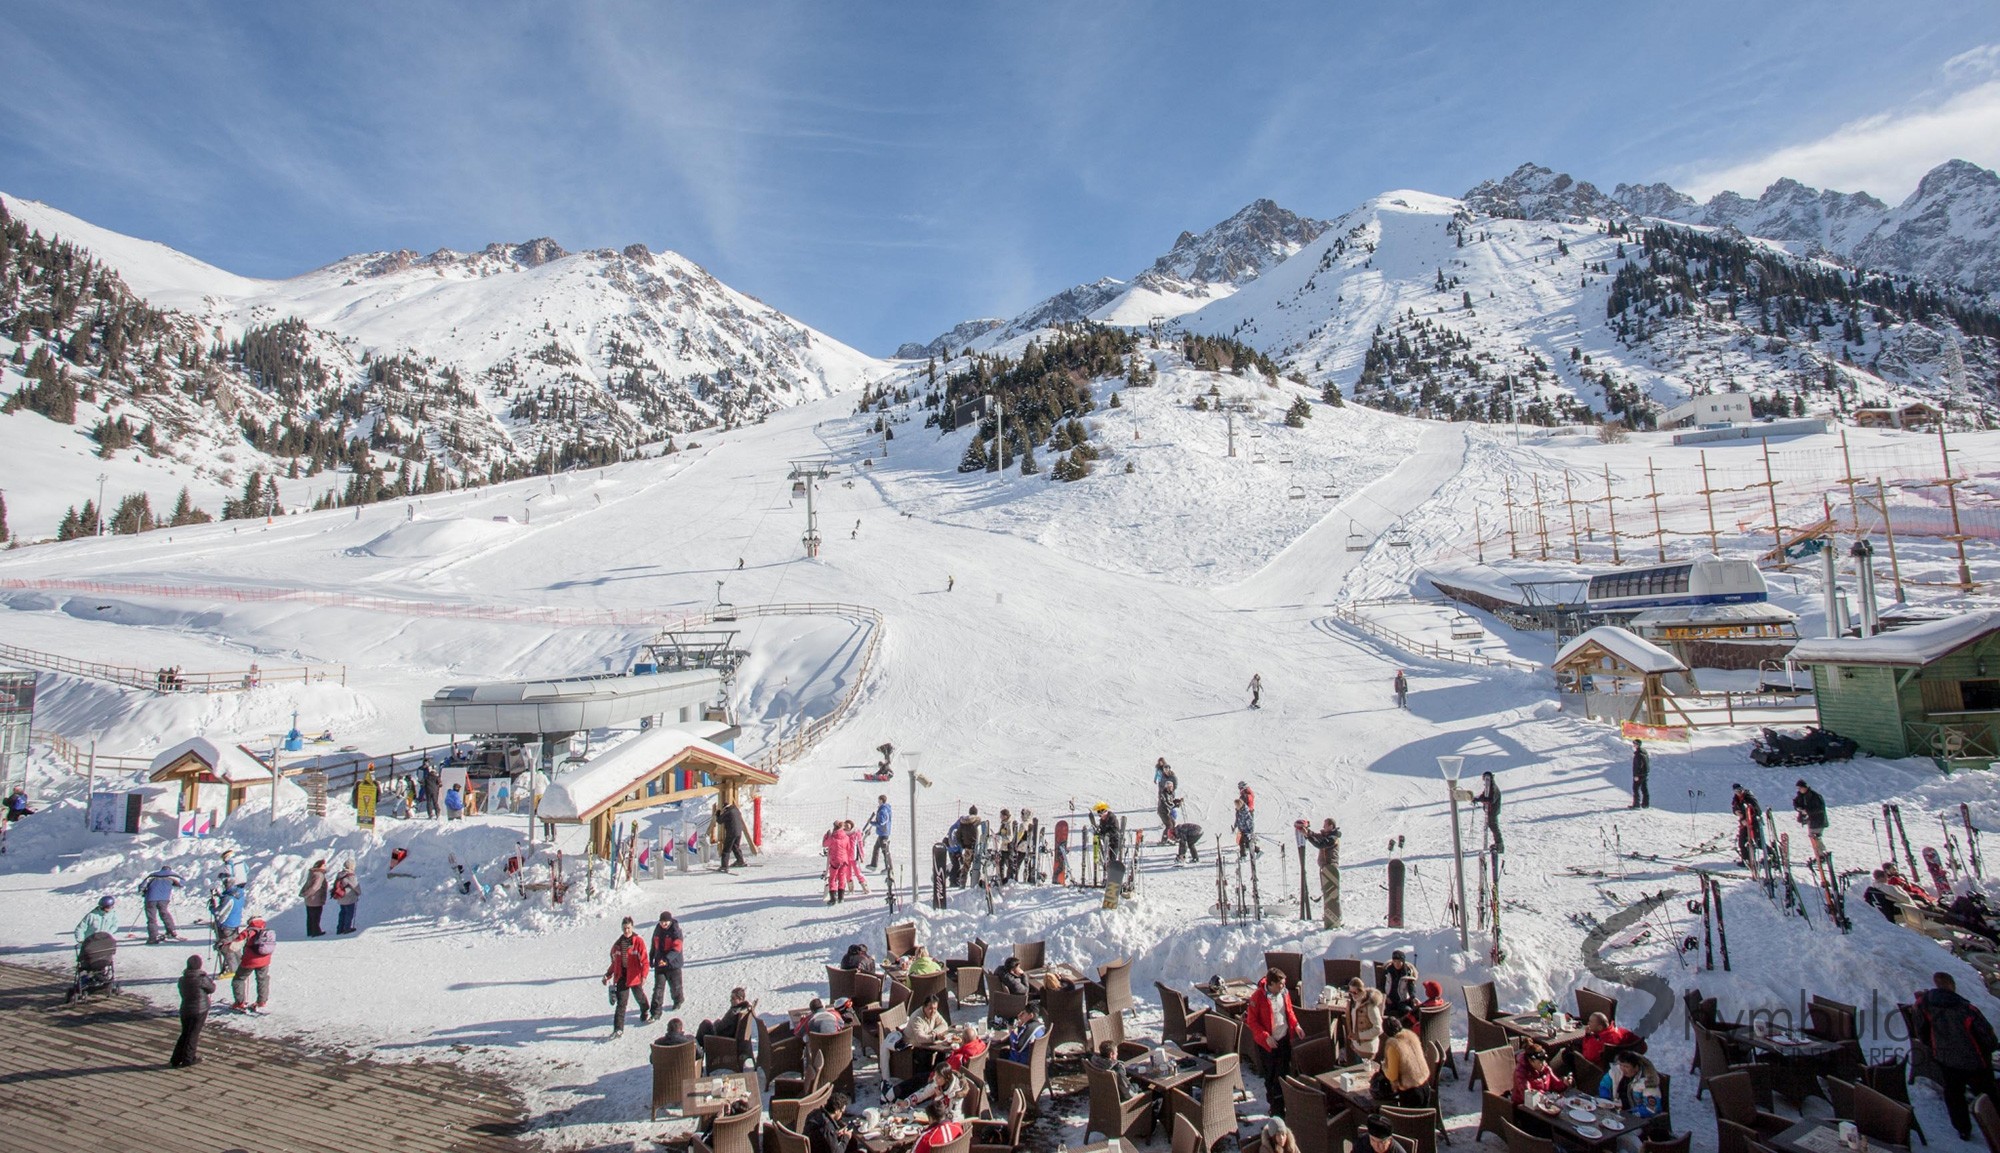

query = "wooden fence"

[
  {"left": 0, "top": 641, "right": 343, "bottom": 695},
  {"left": 1324, "top": 602, "right": 1542, "bottom": 673}
]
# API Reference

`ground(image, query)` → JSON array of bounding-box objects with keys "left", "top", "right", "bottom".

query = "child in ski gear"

[
  {"left": 1607, "top": 1050, "right": 1663, "bottom": 1121},
  {"left": 603, "top": 916, "right": 653, "bottom": 1035},
  {"left": 1244, "top": 967, "right": 1301, "bottom": 1117},
  {"left": 138, "top": 866, "right": 185, "bottom": 943},
  {"left": 1472, "top": 772, "right": 1503, "bottom": 854},
  {"left": 171, "top": 954, "right": 214, "bottom": 1067},
  {"left": 1793, "top": 780, "right": 1829, "bottom": 861},
  {"left": 1247, "top": 673, "right": 1262, "bottom": 709},
  {"left": 299, "top": 859, "right": 330, "bottom": 936},
  {"left": 651, "top": 910, "right": 686, "bottom": 1010},
  {"left": 1305, "top": 819, "right": 1342, "bottom": 927},
  {"left": 1393, "top": 670, "right": 1408, "bottom": 709},
  {"left": 1630, "top": 741, "right": 1650, "bottom": 809},
  {"left": 1917, "top": 971, "right": 1999, "bottom": 1140},
  {"left": 1731, "top": 785, "right": 1764, "bottom": 866},
  {"left": 869, "top": 795, "right": 893, "bottom": 870},
  {"left": 231, "top": 917, "right": 274, "bottom": 1010},
  {"left": 444, "top": 784, "right": 465, "bottom": 820},
  {"left": 332, "top": 863, "right": 361, "bottom": 934},
  {"left": 1419, "top": 980, "right": 1446, "bottom": 1010}
]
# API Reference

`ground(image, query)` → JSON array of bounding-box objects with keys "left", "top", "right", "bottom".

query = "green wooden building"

[{"left": 1789, "top": 610, "right": 2000, "bottom": 768}]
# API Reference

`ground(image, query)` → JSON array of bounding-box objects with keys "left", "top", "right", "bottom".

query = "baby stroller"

[{"left": 66, "top": 931, "right": 118, "bottom": 1003}]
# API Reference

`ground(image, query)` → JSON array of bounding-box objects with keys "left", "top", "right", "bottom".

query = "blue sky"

[{"left": 5, "top": 2, "right": 1999, "bottom": 355}]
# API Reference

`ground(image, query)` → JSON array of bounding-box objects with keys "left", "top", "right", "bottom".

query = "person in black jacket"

[
  {"left": 1916, "top": 971, "right": 1999, "bottom": 1139},
  {"left": 1731, "top": 785, "right": 1764, "bottom": 866},
  {"left": 1472, "top": 772, "right": 1503, "bottom": 854},
  {"left": 650, "top": 909, "right": 685, "bottom": 1013},
  {"left": 170, "top": 954, "right": 214, "bottom": 1067},
  {"left": 1629, "top": 741, "right": 1651, "bottom": 809},
  {"left": 803, "top": 1090, "right": 858, "bottom": 1153},
  {"left": 1792, "top": 780, "right": 1829, "bottom": 862}
]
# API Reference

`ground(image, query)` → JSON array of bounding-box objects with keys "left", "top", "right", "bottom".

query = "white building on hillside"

[{"left": 1663, "top": 394, "right": 1751, "bottom": 427}]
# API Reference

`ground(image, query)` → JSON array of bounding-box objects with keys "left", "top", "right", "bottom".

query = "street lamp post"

[
  {"left": 906, "top": 752, "right": 930, "bottom": 910},
  {"left": 96, "top": 472, "right": 107, "bottom": 536},
  {"left": 1439, "top": 755, "right": 1469, "bottom": 951}
]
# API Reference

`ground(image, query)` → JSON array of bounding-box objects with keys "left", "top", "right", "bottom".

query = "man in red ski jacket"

[
  {"left": 1244, "top": 967, "right": 1301, "bottom": 1117},
  {"left": 603, "top": 916, "right": 653, "bottom": 1037}
]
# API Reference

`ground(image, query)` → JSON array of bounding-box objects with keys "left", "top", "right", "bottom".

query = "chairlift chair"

[
  {"left": 1288, "top": 485, "right": 1306, "bottom": 501},
  {"left": 1345, "top": 521, "right": 1370, "bottom": 552},
  {"left": 1449, "top": 612, "right": 1482, "bottom": 641},
  {"left": 1386, "top": 524, "right": 1412, "bottom": 549},
  {"left": 791, "top": 480, "right": 807, "bottom": 498},
  {"left": 1322, "top": 487, "right": 1340, "bottom": 500}
]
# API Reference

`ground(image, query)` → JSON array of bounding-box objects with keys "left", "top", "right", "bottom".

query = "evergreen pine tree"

[
  {"left": 1320, "top": 382, "right": 1345, "bottom": 408},
  {"left": 1018, "top": 441, "right": 1038, "bottom": 476},
  {"left": 58, "top": 506, "right": 79, "bottom": 541},
  {"left": 0, "top": 491, "right": 7, "bottom": 543},
  {"left": 77, "top": 499, "right": 99, "bottom": 538}
]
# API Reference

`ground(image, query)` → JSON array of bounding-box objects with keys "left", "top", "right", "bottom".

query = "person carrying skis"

[
  {"left": 1472, "top": 772, "right": 1504, "bottom": 854},
  {"left": 1304, "top": 818, "right": 1342, "bottom": 928},
  {"left": 1916, "top": 971, "right": 1999, "bottom": 1140},
  {"left": 1393, "top": 670, "right": 1409, "bottom": 710},
  {"left": 869, "top": 795, "right": 894, "bottom": 871},
  {"left": 332, "top": 862, "right": 361, "bottom": 934},
  {"left": 138, "top": 864, "right": 186, "bottom": 944},
  {"left": 299, "top": 859, "right": 330, "bottom": 937},
  {"left": 1247, "top": 673, "right": 1263, "bottom": 709},
  {"left": 1233, "top": 798, "right": 1256, "bottom": 861},
  {"left": 210, "top": 879, "right": 247, "bottom": 976},
  {"left": 1630, "top": 740, "right": 1651, "bottom": 809},
  {"left": 230, "top": 917, "right": 275, "bottom": 1011},
  {"left": 603, "top": 916, "right": 654, "bottom": 1036},
  {"left": 170, "top": 954, "right": 215, "bottom": 1068},
  {"left": 1730, "top": 784, "right": 1765, "bottom": 867},
  {"left": 1793, "top": 779, "right": 1829, "bottom": 862}
]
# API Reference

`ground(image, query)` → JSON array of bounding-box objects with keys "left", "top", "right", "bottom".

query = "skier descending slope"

[{"left": 1247, "top": 673, "right": 1263, "bottom": 709}]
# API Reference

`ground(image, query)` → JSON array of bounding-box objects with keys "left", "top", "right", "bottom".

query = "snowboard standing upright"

[
  {"left": 1386, "top": 836, "right": 1405, "bottom": 929},
  {"left": 1052, "top": 819, "right": 1070, "bottom": 887},
  {"left": 931, "top": 843, "right": 947, "bottom": 909}
]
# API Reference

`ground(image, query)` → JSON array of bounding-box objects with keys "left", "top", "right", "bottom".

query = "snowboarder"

[
  {"left": 864, "top": 795, "right": 894, "bottom": 871},
  {"left": 1472, "top": 771, "right": 1504, "bottom": 854},
  {"left": 1393, "top": 670, "right": 1409, "bottom": 709},
  {"left": 444, "top": 783, "right": 466, "bottom": 821},
  {"left": 1630, "top": 740, "right": 1651, "bottom": 809},
  {"left": 1916, "top": 971, "right": 1999, "bottom": 1140},
  {"left": 170, "top": 954, "right": 214, "bottom": 1068},
  {"left": 946, "top": 575, "right": 954, "bottom": 592},
  {"left": 1304, "top": 818, "right": 1343, "bottom": 928},
  {"left": 1247, "top": 673, "right": 1263, "bottom": 709},
  {"left": 650, "top": 909, "right": 685, "bottom": 1012},
  {"left": 331, "top": 862, "right": 361, "bottom": 934},
  {"left": 603, "top": 916, "right": 653, "bottom": 1036},
  {"left": 230, "top": 917, "right": 275, "bottom": 1011},
  {"left": 138, "top": 865, "right": 185, "bottom": 944},
  {"left": 299, "top": 859, "right": 330, "bottom": 937},
  {"left": 1731, "top": 784, "right": 1764, "bottom": 867},
  {"left": 1233, "top": 798, "right": 1256, "bottom": 861},
  {"left": 1793, "top": 779, "right": 1829, "bottom": 862}
]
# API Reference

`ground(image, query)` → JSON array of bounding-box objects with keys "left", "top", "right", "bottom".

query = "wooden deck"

[{"left": 0, "top": 960, "right": 532, "bottom": 1152}]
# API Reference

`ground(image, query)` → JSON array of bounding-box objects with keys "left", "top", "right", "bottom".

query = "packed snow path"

[{"left": 0, "top": 961, "right": 529, "bottom": 1151}]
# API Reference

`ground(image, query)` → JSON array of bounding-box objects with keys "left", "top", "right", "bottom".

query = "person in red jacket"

[
  {"left": 230, "top": 916, "right": 276, "bottom": 1012},
  {"left": 603, "top": 916, "right": 653, "bottom": 1037},
  {"left": 911, "top": 1102, "right": 964, "bottom": 1153},
  {"left": 1244, "top": 966, "right": 1302, "bottom": 1117},
  {"left": 1578, "top": 1011, "right": 1639, "bottom": 1066},
  {"left": 1512, "top": 1041, "right": 1569, "bottom": 1104}
]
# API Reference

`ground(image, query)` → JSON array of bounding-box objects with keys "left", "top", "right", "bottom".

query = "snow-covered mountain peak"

[
  {"left": 1143, "top": 197, "right": 1329, "bottom": 286},
  {"left": 1461, "top": 163, "right": 1623, "bottom": 223}
]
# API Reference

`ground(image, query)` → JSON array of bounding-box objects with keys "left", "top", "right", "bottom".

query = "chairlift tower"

[{"left": 787, "top": 460, "right": 835, "bottom": 558}]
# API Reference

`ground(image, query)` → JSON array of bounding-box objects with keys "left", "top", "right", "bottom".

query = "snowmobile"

[{"left": 1750, "top": 727, "right": 1858, "bottom": 767}]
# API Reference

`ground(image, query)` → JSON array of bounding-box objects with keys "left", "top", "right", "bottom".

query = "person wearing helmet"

[
  {"left": 75, "top": 895, "right": 119, "bottom": 953},
  {"left": 231, "top": 916, "right": 276, "bottom": 1011},
  {"left": 1093, "top": 804, "right": 1121, "bottom": 866},
  {"left": 1238, "top": 782, "right": 1256, "bottom": 812}
]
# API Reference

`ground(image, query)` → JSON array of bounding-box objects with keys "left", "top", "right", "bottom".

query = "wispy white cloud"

[{"left": 1678, "top": 46, "right": 2000, "bottom": 201}]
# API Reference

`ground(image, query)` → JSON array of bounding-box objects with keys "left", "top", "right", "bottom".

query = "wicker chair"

[
  {"left": 1474, "top": 1047, "right": 1518, "bottom": 1145},
  {"left": 827, "top": 966, "right": 858, "bottom": 1002},
  {"left": 1086, "top": 958, "right": 1135, "bottom": 1017},
  {"left": 1501, "top": 1118, "right": 1555, "bottom": 1153},
  {"left": 1709, "top": 1071, "right": 1790, "bottom": 1141},
  {"left": 987, "top": 989, "right": 1029, "bottom": 1028},
  {"left": 1012, "top": 940, "right": 1046, "bottom": 972},
  {"left": 1859, "top": 1054, "right": 1927, "bottom": 1144},
  {"left": 1574, "top": 986, "right": 1617, "bottom": 1024},
  {"left": 852, "top": 971, "right": 885, "bottom": 1010},
  {"left": 1418, "top": 1004, "right": 1457, "bottom": 1081},
  {"left": 764, "top": 1122, "right": 809, "bottom": 1153},
  {"left": 1089, "top": 1011, "right": 1149, "bottom": 1060},
  {"left": 760, "top": 1019, "right": 804, "bottom": 1085},
  {"left": 1463, "top": 980, "right": 1498, "bottom": 1023},
  {"left": 1087, "top": 1063, "right": 1155, "bottom": 1144},
  {"left": 807, "top": 1024, "right": 855, "bottom": 1098},
  {"left": 1173, "top": 1112, "right": 1202, "bottom": 1153},
  {"left": 1717, "top": 1119, "right": 1761, "bottom": 1153},
  {"left": 1819, "top": 1076, "right": 1856, "bottom": 1121},
  {"left": 927, "top": 1129, "right": 971, "bottom": 1153},
  {"left": 886, "top": 922, "right": 918, "bottom": 961},
  {"left": 706, "top": 1032, "right": 750, "bottom": 1075},
  {"left": 1265, "top": 951, "right": 1305, "bottom": 1005},
  {"left": 955, "top": 964, "right": 989, "bottom": 1007},
  {"left": 769, "top": 1082, "right": 830, "bottom": 1131},
  {"left": 1324, "top": 958, "right": 1363, "bottom": 992},
  {"left": 1974, "top": 1094, "right": 2000, "bottom": 1153},
  {"left": 712, "top": 1108, "right": 763, "bottom": 1153},
  {"left": 1044, "top": 982, "right": 1091, "bottom": 1057},
  {"left": 1158, "top": 983, "right": 1211, "bottom": 1051},
  {"left": 1570, "top": 1055, "right": 1606, "bottom": 1100},
  {"left": 1298, "top": 1006, "right": 1337, "bottom": 1043},
  {"left": 1293, "top": 1034, "right": 1339, "bottom": 1078},
  {"left": 1280, "top": 1076, "right": 1343, "bottom": 1153},
  {"left": 910, "top": 971, "right": 950, "bottom": 1013},
  {"left": 1168, "top": 1057, "right": 1242, "bottom": 1153},
  {"left": 1642, "top": 1135, "right": 1691, "bottom": 1153},
  {"left": 1696, "top": 1027, "right": 1773, "bottom": 1105},
  {"left": 1853, "top": 1082, "right": 1915, "bottom": 1147},
  {"left": 1380, "top": 1105, "right": 1439, "bottom": 1153},
  {"left": 650, "top": 1038, "right": 700, "bottom": 1119},
  {"left": 993, "top": 1033, "right": 1050, "bottom": 1116},
  {"left": 1468, "top": 1015, "right": 1510, "bottom": 1090},
  {"left": 948, "top": 938, "right": 989, "bottom": 977},
  {"left": 1204, "top": 1012, "right": 1244, "bottom": 1068},
  {"left": 971, "top": 1088, "right": 1028, "bottom": 1153}
]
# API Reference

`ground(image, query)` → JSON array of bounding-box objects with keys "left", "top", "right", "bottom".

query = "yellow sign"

[{"left": 355, "top": 779, "right": 379, "bottom": 828}]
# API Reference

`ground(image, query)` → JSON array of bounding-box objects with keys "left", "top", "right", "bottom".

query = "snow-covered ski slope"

[{"left": 3, "top": 380, "right": 1998, "bottom": 1150}]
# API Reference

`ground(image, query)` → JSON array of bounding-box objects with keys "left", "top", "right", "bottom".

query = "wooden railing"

[
  {"left": 1906, "top": 719, "right": 1999, "bottom": 764},
  {"left": 0, "top": 641, "right": 344, "bottom": 694},
  {"left": 1323, "top": 603, "right": 1541, "bottom": 672},
  {"left": 32, "top": 730, "right": 154, "bottom": 775},
  {"left": 1667, "top": 692, "right": 1820, "bottom": 728},
  {"left": 693, "top": 603, "right": 884, "bottom": 775}
]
